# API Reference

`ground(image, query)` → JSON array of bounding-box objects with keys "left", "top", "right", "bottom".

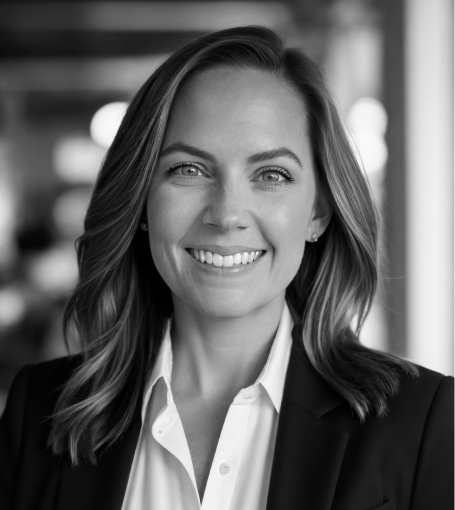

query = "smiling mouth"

[{"left": 187, "top": 249, "right": 265, "bottom": 267}]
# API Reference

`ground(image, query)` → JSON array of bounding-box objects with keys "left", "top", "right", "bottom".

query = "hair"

[{"left": 49, "top": 26, "right": 418, "bottom": 465}]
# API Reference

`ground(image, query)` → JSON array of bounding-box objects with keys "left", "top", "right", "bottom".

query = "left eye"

[{"left": 256, "top": 169, "right": 290, "bottom": 182}]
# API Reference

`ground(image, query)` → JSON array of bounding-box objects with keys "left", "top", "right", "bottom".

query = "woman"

[{"left": 0, "top": 26, "right": 453, "bottom": 510}]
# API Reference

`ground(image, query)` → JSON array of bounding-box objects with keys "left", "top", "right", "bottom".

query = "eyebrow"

[{"left": 159, "top": 142, "right": 303, "bottom": 168}]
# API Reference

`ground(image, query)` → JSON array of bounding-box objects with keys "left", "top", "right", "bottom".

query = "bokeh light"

[
  {"left": 348, "top": 97, "right": 388, "bottom": 176},
  {"left": 0, "top": 288, "right": 26, "bottom": 328},
  {"left": 348, "top": 97, "right": 388, "bottom": 135},
  {"left": 350, "top": 130, "right": 388, "bottom": 176},
  {"left": 53, "top": 135, "right": 106, "bottom": 183},
  {"left": 90, "top": 102, "right": 128, "bottom": 148},
  {"left": 27, "top": 243, "right": 78, "bottom": 297},
  {"left": 53, "top": 188, "right": 92, "bottom": 238}
]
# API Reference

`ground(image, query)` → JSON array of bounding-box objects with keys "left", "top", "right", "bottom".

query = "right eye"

[{"left": 167, "top": 162, "right": 206, "bottom": 177}]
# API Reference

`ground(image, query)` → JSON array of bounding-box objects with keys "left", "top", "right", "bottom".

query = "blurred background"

[{"left": 0, "top": 0, "right": 453, "bottom": 414}]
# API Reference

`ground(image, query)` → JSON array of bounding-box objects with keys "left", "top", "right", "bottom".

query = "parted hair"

[{"left": 49, "top": 26, "right": 418, "bottom": 465}]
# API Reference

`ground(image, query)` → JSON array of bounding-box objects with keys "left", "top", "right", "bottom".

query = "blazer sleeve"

[
  {"left": 409, "top": 375, "right": 454, "bottom": 510},
  {"left": 0, "top": 364, "right": 34, "bottom": 509}
]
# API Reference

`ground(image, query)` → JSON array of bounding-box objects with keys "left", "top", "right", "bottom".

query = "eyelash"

[
  {"left": 166, "top": 162, "right": 295, "bottom": 184},
  {"left": 257, "top": 167, "right": 295, "bottom": 184},
  {"left": 166, "top": 162, "right": 206, "bottom": 178}
]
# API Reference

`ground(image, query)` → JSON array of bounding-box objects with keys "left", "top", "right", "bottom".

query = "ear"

[
  {"left": 138, "top": 206, "right": 148, "bottom": 232},
  {"left": 305, "top": 185, "right": 332, "bottom": 242}
]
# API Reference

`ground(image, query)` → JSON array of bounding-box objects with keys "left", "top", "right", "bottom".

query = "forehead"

[{"left": 164, "top": 67, "right": 309, "bottom": 150}]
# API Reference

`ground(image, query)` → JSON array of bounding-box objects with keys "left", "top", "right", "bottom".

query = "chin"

[{"left": 188, "top": 291, "right": 260, "bottom": 319}]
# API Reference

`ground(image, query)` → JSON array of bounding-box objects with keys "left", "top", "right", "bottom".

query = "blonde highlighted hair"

[{"left": 49, "top": 26, "right": 417, "bottom": 465}]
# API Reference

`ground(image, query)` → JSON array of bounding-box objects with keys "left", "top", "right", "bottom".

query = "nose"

[{"left": 202, "top": 181, "right": 249, "bottom": 233}]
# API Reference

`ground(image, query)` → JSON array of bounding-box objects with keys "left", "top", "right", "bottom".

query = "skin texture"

[{"left": 146, "top": 66, "right": 332, "bottom": 499}]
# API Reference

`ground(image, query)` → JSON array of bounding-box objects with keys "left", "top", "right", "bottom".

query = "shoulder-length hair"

[{"left": 49, "top": 25, "right": 417, "bottom": 465}]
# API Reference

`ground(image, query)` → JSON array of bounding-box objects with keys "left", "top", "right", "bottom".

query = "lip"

[{"left": 186, "top": 245, "right": 266, "bottom": 256}]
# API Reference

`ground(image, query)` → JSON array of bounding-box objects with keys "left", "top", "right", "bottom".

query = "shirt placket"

[
  {"left": 152, "top": 389, "right": 202, "bottom": 508},
  {"left": 201, "top": 387, "right": 259, "bottom": 510}
]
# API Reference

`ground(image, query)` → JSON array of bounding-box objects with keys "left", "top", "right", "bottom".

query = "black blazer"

[{"left": 1, "top": 336, "right": 453, "bottom": 510}]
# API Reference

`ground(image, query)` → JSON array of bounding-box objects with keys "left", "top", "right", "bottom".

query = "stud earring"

[
  {"left": 312, "top": 234, "right": 318, "bottom": 242},
  {"left": 140, "top": 222, "right": 148, "bottom": 231}
]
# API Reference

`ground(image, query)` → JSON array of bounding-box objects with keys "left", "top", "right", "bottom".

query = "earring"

[
  {"left": 312, "top": 234, "right": 318, "bottom": 242},
  {"left": 140, "top": 222, "right": 148, "bottom": 231}
]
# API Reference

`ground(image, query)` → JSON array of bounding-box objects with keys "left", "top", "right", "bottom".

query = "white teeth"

[
  {"left": 223, "top": 255, "right": 234, "bottom": 267},
  {"left": 190, "top": 249, "right": 264, "bottom": 267},
  {"left": 212, "top": 253, "right": 222, "bottom": 267}
]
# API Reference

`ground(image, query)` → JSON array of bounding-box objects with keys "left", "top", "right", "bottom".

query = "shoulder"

[
  {"left": 403, "top": 361, "right": 453, "bottom": 394},
  {"left": 324, "top": 363, "right": 453, "bottom": 507},
  {"left": 1, "top": 356, "right": 83, "bottom": 446},
  {"left": 392, "top": 363, "right": 454, "bottom": 455},
  {"left": 352, "top": 362, "right": 454, "bottom": 434},
  {"left": 16, "top": 354, "right": 82, "bottom": 387},
  {"left": 361, "top": 363, "right": 453, "bottom": 472},
  {"left": 27, "top": 354, "right": 82, "bottom": 386},
  {"left": 387, "top": 365, "right": 453, "bottom": 508},
  {"left": 0, "top": 356, "right": 83, "bottom": 502},
  {"left": 2, "top": 355, "right": 83, "bottom": 424},
  {"left": 325, "top": 361, "right": 453, "bottom": 449},
  {"left": 388, "top": 363, "right": 453, "bottom": 452},
  {"left": 390, "top": 363, "right": 453, "bottom": 422}
]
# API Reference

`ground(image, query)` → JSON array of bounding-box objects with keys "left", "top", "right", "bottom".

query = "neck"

[{"left": 170, "top": 294, "right": 286, "bottom": 401}]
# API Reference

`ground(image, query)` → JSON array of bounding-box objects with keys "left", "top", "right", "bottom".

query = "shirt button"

[{"left": 219, "top": 463, "right": 230, "bottom": 475}]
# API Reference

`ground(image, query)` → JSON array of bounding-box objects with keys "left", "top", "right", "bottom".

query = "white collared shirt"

[{"left": 121, "top": 302, "right": 293, "bottom": 510}]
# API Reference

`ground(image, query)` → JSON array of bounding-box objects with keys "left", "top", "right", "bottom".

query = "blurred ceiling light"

[
  {"left": 0, "top": 57, "right": 167, "bottom": 94},
  {"left": 0, "top": 163, "right": 17, "bottom": 269},
  {"left": 53, "top": 189, "right": 92, "bottom": 238},
  {"left": 348, "top": 97, "right": 388, "bottom": 136},
  {"left": 0, "top": 287, "right": 26, "bottom": 328},
  {"left": 350, "top": 131, "right": 388, "bottom": 177},
  {"left": 28, "top": 243, "right": 79, "bottom": 297},
  {"left": 53, "top": 135, "right": 106, "bottom": 183},
  {"left": 348, "top": 97, "right": 388, "bottom": 176},
  {"left": 1, "top": 2, "right": 291, "bottom": 31},
  {"left": 90, "top": 102, "right": 128, "bottom": 148}
]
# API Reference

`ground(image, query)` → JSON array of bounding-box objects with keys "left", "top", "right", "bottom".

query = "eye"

[
  {"left": 167, "top": 162, "right": 206, "bottom": 177},
  {"left": 254, "top": 167, "right": 294, "bottom": 184}
]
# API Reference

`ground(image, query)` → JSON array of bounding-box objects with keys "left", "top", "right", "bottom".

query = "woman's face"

[{"left": 146, "top": 67, "right": 330, "bottom": 318}]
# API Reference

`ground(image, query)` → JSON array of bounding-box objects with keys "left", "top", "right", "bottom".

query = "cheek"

[
  {"left": 144, "top": 190, "right": 184, "bottom": 300},
  {"left": 147, "top": 187, "right": 190, "bottom": 245},
  {"left": 145, "top": 189, "right": 181, "bottom": 273},
  {"left": 263, "top": 195, "right": 310, "bottom": 279},
  {"left": 265, "top": 196, "right": 309, "bottom": 249},
  {"left": 146, "top": 186, "right": 203, "bottom": 290}
]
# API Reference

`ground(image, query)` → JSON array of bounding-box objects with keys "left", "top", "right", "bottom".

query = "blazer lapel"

[
  {"left": 56, "top": 408, "right": 142, "bottom": 510},
  {"left": 266, "top": 327, "right": 349, "bottom": 510}
]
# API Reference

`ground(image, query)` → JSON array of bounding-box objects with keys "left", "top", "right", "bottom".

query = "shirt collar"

[
  {"left": 254, "top": 300, "right": 294, "bottom": 413},
  {"left": 141, "top": 319, "right": 173, "bottom": 421},
  {"left": 141, "top": 300, "right": 294, "bottom": 420}
]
